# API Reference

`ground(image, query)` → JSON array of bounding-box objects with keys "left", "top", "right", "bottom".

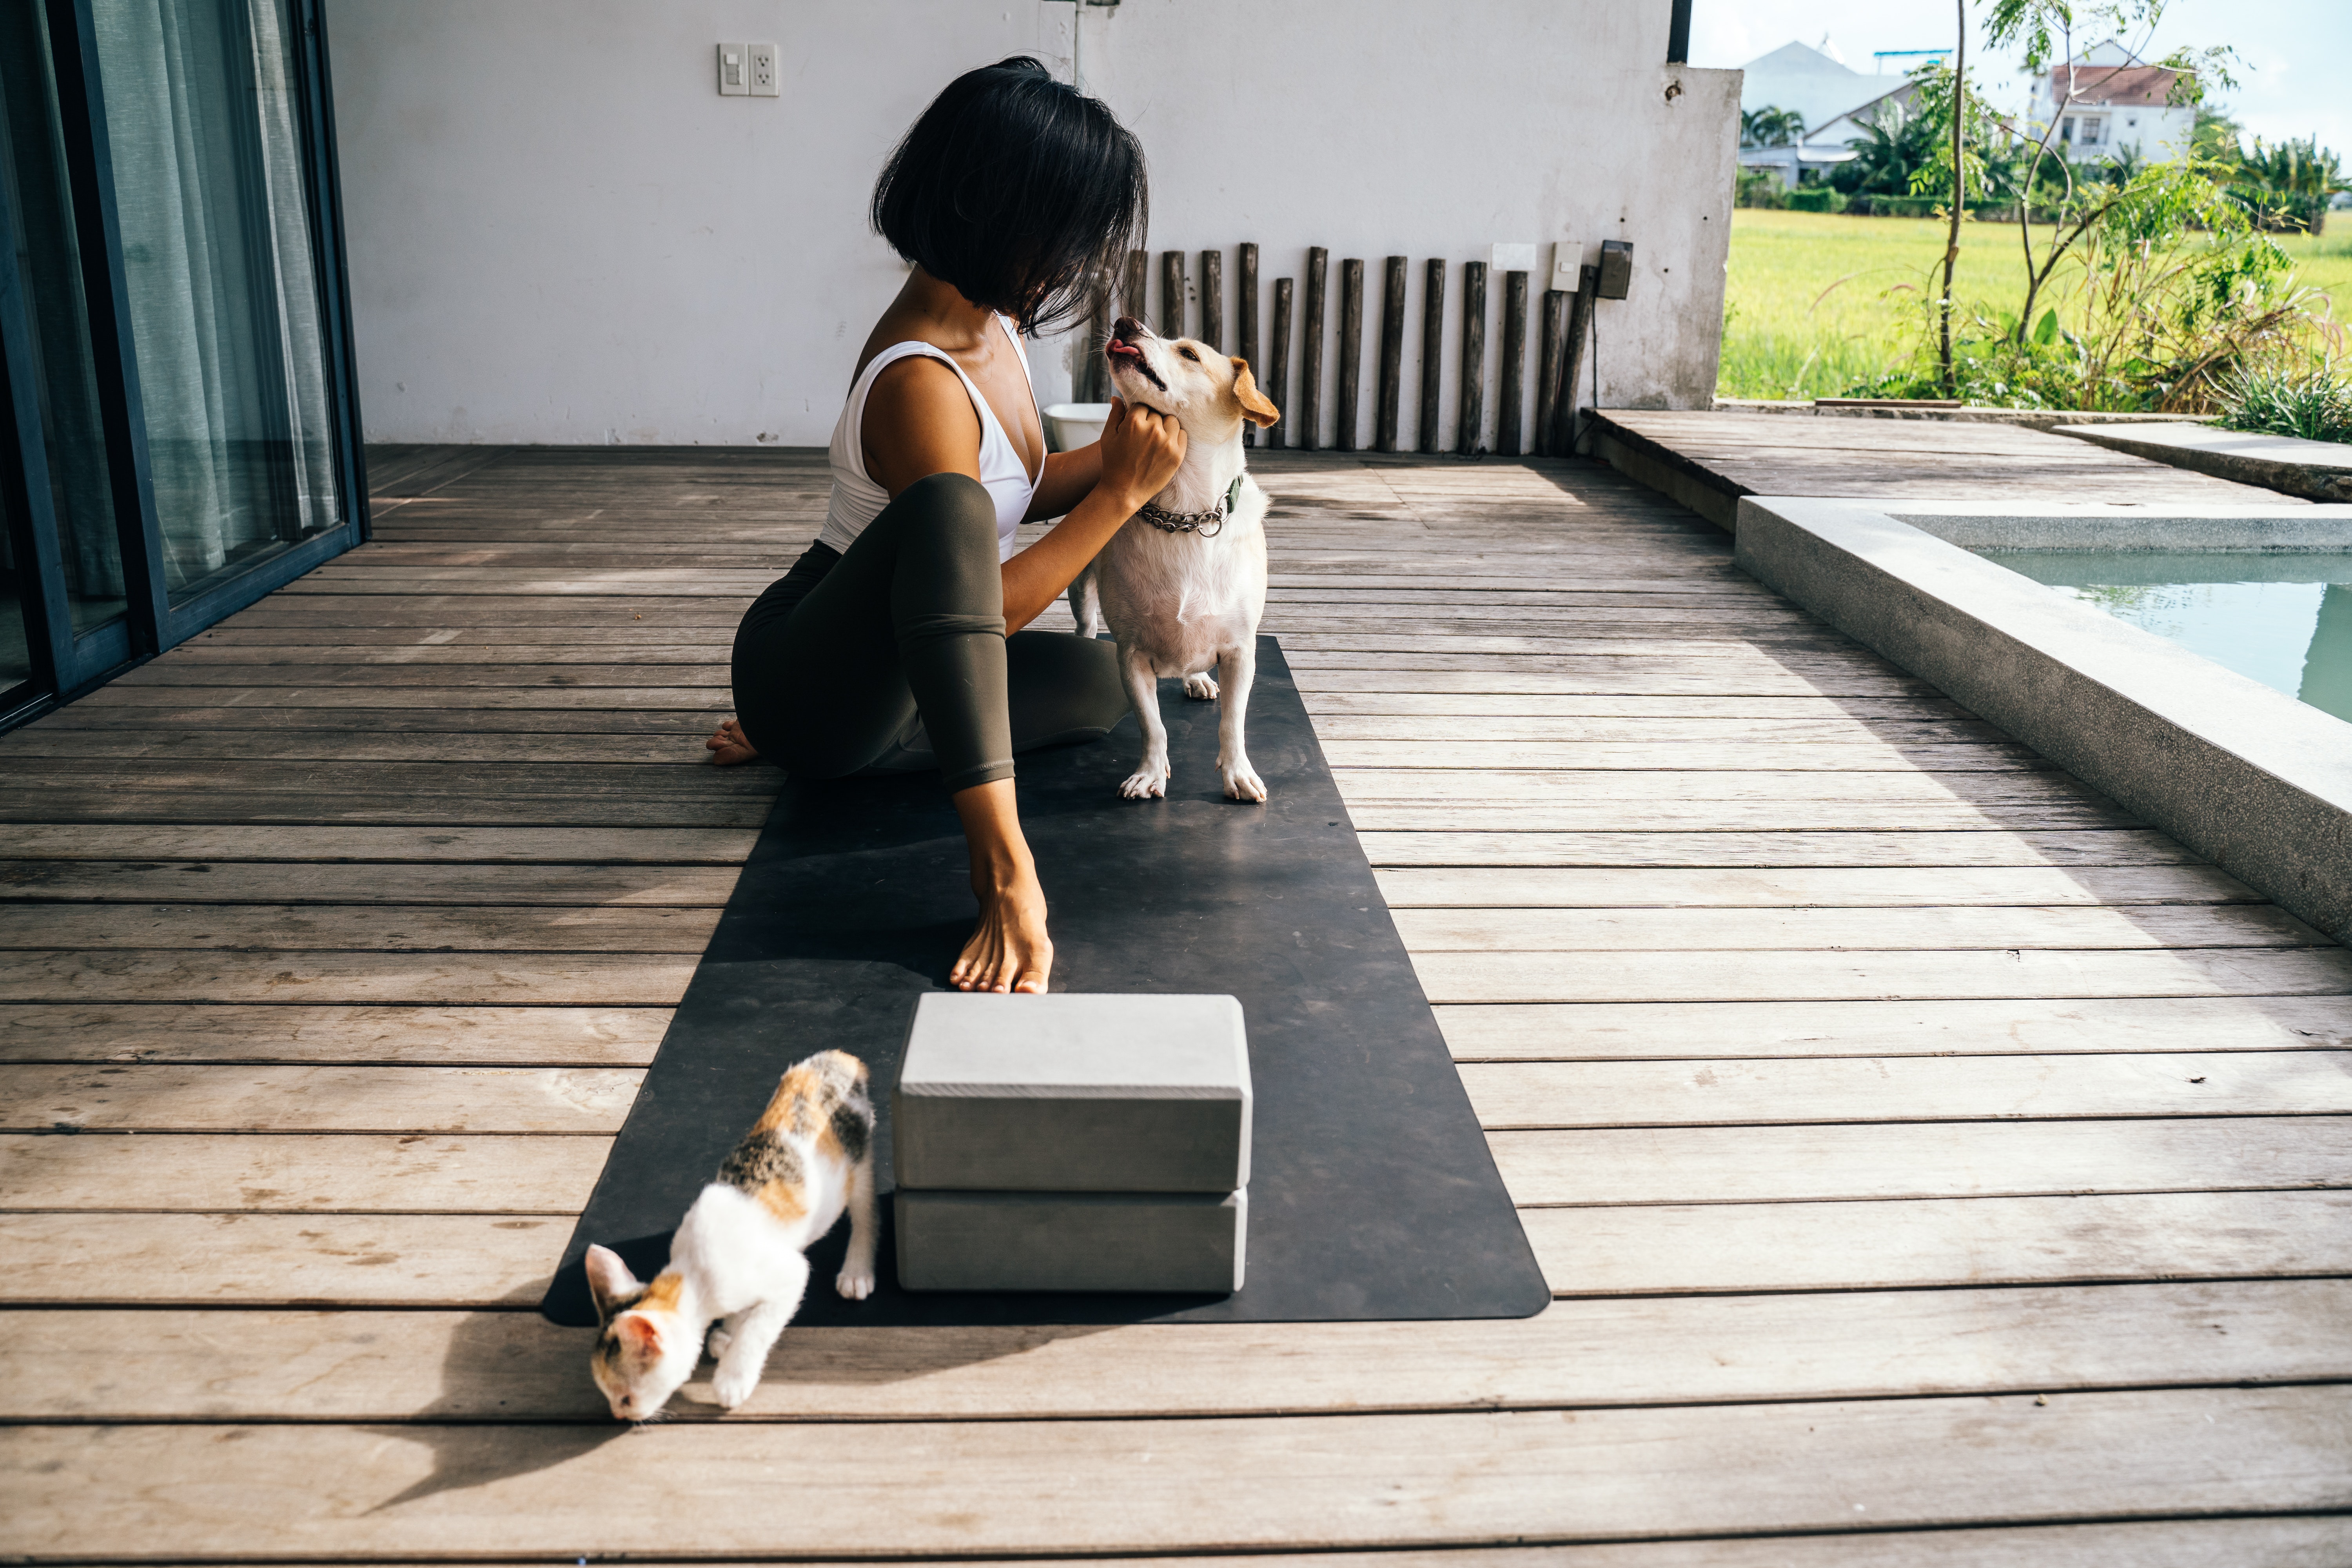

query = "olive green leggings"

[{"left": 730, "top": 472, "right": 1127, "bottom": 791}]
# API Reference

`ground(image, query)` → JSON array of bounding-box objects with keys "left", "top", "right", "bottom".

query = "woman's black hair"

[{"left": 871, "top": 56, "right": 1146, "bottom": 336}]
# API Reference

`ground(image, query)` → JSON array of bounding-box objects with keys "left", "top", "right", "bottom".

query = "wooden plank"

[
  {"left": 1336, "top": 256, "right": 1365, "bottom": 451},
  {"left": 0, "top": 951, "right": 695, "bottom": 1005},
  {"left": 1376, "top": 256, "right": 1405, "bottom": 452},
  {"left": 12, "top": 1279, "right": 2346, "bottom": 1421},
  {"left": 1434, "top": 996, "right": 2352, "bottom": 1059},
  {"left": 1380, "top": 866, "right": 2260, "bottom": 909},
  {"left": 1393, "top": 904, "right": 2325, "bottom": 952},
  {"left": 1199, "top": 247, "right": 1223, "bottom": 349},
  {"left": 6, "top": 1064, "right": 644, "bottom": 1132},
  {"left": 1323, "top": 741, "right": 2049, "bottom": 772},
  {"left": 1340, "top": 770, "right": 2109, "bottom": 804},
  {"left": 2, "top": 730, "right": 726, "bottom": 765},
  {"left": 1359, "top": 830, "right": 2205, "bottom": 868},
  {"left": 1492, "top": 1118, "right": 2352, "bottom": 1204},
  {"left": 153, "top": 639, "right": 746, "bottom": 663},
  {"left": 0, "top": 795, "right": 771, "bottom": 832},
  {"left": 7, "top": 1388, "right": 2346, "bottom": 1557},
  {"left": 1528, "top": 1191, "right": 2352, "bottom": 1294},
  {"left": 1457, "top": 260, "right": 1486, "bottom": 455},
  {"left": 1300, "top": 246, "right": 1327, "bottom": 450},
  {"left": 0, "top": 1211, "right": 564, "bottom": 1305},
  {"left": 1499, "top": 268, "right": 1528, "bottom": 456},
  {"left": 1311, "top": 714, "right": 2013, "bottom": 742},
  {"left": 1414, "top": 947, "right": 2352, "bottom": 1003},
  {"left": 0, "top": 1132, "right": 608, "bottom": 1212},
  {"left": 1266, "top": 275, "right": 1292, "bottom": 449},
  {"left": 1417, "top": 258, "right": 1443, "bottom": 454},
  {"left": 109, "top": 661, "right": 729, "bottom": 686},
  {"left": 1350, "top": 802, "right": 2136, "bottom": 833},
  {"left": 1460, "top": 1051, "right": 2352, "bottom": 1128},
  {"left": 27, "top": 705, "right": 732, "bottom": 735},
  {"left": 1161, "top": 249, "right": 1185, "bottom": 337},
  {"left": 0, "top": 903, "right": 720, "bottom": 953},
  {"left": 79, "top": 682, "right": 747, "bottom": 711},
  {"left": 0, "top": 825, "right": 757, "bottom": 862},
  {"left": 0, "top": 1004, "right": 670, "bottom": 1064},
  {"left": 0, "top": 759, "right": 771, "bottom": 797},
  {"left": 1308, "top": 691, "right": 1975, "bottom": 716},
  {"left": 0, "top": 860, "right": 740, "bottom": 906}
]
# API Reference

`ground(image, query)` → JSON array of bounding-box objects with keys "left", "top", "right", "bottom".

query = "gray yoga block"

[
  {"left": 893, "top": 992, "right": 1251, "bottom": 1192},
  {"left": 895, "top": 1187, "right": 1248, "bottom": 1294}
]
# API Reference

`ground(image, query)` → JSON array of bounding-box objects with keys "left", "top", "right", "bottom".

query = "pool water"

[{"left": 1978, "top": 550, "right": 2352, "bottom": 724}]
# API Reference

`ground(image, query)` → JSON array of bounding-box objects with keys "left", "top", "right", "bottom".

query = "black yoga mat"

[{"left": 542, "top": 636, "right": 1547, "bottom": 1326}]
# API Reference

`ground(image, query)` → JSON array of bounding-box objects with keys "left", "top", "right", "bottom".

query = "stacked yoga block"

[{"left": 892, "top": 992, "right": 1252, "bottom": 1293}]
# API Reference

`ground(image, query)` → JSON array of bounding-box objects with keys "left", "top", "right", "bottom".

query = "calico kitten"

[{"left": 584, "top": 1049, "right": 877, "bottom": 1419}]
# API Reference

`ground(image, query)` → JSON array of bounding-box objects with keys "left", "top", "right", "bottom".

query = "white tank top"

[{"left": 816, "top": 314, "right": 1041, "bottom": 563}]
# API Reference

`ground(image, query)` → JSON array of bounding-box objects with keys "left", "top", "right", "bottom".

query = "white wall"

[{"left": 325, "top": 1, "right": 1737, "bottom": 450}]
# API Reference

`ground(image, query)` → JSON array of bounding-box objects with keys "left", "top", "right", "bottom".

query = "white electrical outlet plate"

[
  {"left": 1490, "top": 242, "right": 1537, "bottom": 272},
  {"left": 717, "top": 42, "right": 748, "bottom": 96},
  {"left": 1550, "top": 240, "right": 1595, "bottom": 290},
  {"left": 747, "top": 42, "right": 779, "bottom": 96}
]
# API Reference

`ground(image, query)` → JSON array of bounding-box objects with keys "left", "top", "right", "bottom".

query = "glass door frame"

[{"left": 0, "top": 0, "right": 368, "bottom": 730}]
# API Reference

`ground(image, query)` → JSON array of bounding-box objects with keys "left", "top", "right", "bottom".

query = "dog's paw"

[
  {"left": 836, "top": 1265, "right": 876, "bottom": 1301},
  {"left": 1119, "top": 763, "right": 1171, "bottom": 800},
  {"left": 1221, "top": 760, "right": 1268, "bottom": 803},
  {"left": 1183, "top": 673, "right": 1220, "bottom": 701}
]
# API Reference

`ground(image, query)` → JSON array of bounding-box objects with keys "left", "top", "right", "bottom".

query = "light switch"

[
  {"left": 717, "top": 42, "right": 748, "bottom": 96},
  {"left": 747, "top": 42, "right": 779, "bottom": 96},
  {"left": 1550, "top": 240, "right": 1593, "bottom": 291}
]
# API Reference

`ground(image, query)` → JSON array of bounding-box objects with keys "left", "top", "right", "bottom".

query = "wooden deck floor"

[{"left": 4, "top": 446, "right": 2349, "bottom": 1563}]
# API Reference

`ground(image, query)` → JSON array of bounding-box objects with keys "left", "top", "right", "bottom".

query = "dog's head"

[{"left": 1104, "top": 316, "right": 1278, "bottom": 443}]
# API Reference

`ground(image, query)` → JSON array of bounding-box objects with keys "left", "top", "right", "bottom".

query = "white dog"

[{"left": 1074, "top": 316, "right": 1281, "bottom": 801}]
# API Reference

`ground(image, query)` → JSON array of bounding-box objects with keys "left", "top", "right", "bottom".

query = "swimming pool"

[{"left": 1977, "top": 550, "right": 2352, "bottom": 724}]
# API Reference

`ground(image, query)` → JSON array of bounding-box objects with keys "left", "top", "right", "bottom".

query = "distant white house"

[
  {"left": 1736, "top": 37, "right": 1934, "bottom": 189},
  {"left": 2024, "top": 40, "right": 2194, "bottom": 164}
]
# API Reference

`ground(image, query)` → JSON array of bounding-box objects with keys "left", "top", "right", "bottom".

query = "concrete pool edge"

[{"left": 1733, "top": 496, "right": 2352, "bottom": 943}]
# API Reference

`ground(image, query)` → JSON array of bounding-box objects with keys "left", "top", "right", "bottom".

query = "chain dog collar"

[{"left": 1139, "top": 474, "right": 1245, "bottom": 537}]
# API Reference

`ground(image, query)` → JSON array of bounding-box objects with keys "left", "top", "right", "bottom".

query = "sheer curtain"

[{"left": 94, "top": 0, "right": 338, "bottom": 603}]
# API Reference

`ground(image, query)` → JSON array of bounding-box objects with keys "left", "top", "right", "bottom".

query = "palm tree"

[{"left": 1741, "top": 106, "right": 1806, "bottom": 149}]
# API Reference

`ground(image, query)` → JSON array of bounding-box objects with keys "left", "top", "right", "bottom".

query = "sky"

[{"left": 1688, "top": 0, "right": 2352, "bottom": 158}]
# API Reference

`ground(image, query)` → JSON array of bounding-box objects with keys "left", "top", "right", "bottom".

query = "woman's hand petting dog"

[{"left": 1096, "top": 396, "right": 1187, "bottom": 510}]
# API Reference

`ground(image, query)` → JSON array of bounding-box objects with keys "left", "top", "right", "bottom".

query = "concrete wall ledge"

[
  {"left": 1717, "top": 399, "right": 2216, "bottom": 436},
  {"left": 1733, "top": 496, "right": 2352, "bottom": 942},
  {"left": 2056, "top": 423, "right": 2352, "bottom": 503}
]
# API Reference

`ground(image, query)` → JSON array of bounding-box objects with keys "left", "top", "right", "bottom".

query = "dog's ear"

[{"left": 1229, "top": 358, "right": 1280, "bottom": 428}]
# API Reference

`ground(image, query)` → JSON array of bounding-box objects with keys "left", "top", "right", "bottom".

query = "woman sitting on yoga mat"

[{"left": 707, "top": 57, "right": 1180, "bottom": 996}]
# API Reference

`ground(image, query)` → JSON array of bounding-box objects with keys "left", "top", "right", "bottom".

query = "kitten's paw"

[
  {"left": 1183, "top": 673, "right": 1220, "bottom": 700},
  {"left": 836, "top": 1265, "right": 876, "bottom": 1301},
  {"left": 1221, "top": 759, "right": 1268, "bottom": 803},
  {"left": 706, "top": 1324, "right": 734, "bottom": 1359},
  {"left": 1118, "top": 761, "right": 1170, "bottom": 800},
  {"left": 710, "top": 1364, "right": 760, "bottom": 1411}
]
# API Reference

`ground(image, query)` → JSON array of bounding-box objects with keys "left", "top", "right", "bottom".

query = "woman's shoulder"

[{"left": 862, "top": 351, "right": 979, "bottom": 425}]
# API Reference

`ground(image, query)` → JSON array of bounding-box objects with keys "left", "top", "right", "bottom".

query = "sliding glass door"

[{"left": 0, "top": 0, "right": 361, "bottom": 730}]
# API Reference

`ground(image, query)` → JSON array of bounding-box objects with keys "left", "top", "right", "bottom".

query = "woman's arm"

[
  {"left": 1000, "top": 397, "right": 1182, "bottom": 632},
  {"left": 1023, "top": 444, "right": 1101, "bottom": 523},
  {"left": 864, "top": 365, "right": 1183, "bottom": 633}
]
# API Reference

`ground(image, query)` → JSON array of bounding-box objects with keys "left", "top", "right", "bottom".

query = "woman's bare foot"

[
  {"left": 949, "top": 778, "right": 1051, "bottom": 994},
  {"left": 951, "top": 870, "right": 1052, "bottom": 994},
  {"left": 706, "top": 718, "right": 759, "bottom": 766}
]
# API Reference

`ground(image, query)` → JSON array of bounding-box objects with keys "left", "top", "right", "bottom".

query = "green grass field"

[{"left": 1717, "top": 208, "right": 2352, "bottom": 401}]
